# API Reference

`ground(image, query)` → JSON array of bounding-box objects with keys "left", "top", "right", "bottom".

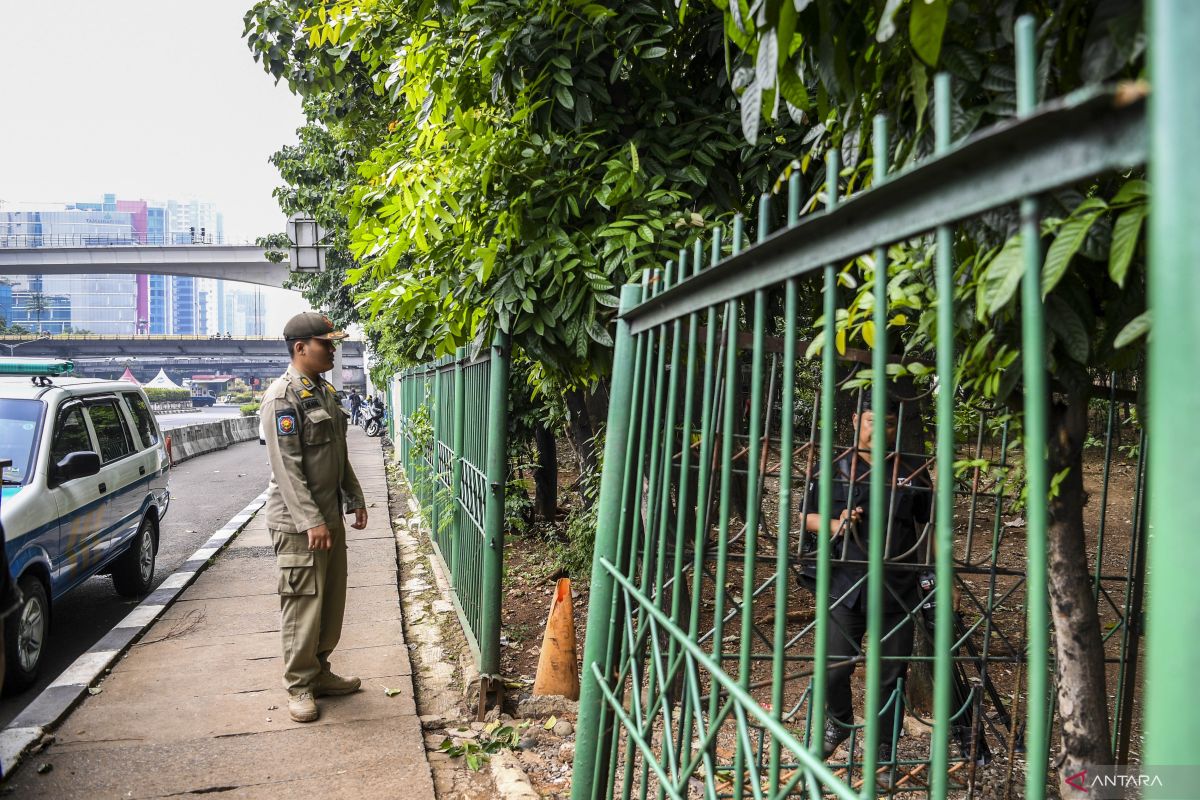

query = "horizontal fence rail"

[
  {"left": 0, "top": 234, "right": 262, "bottom": 248},
  {"left": 570, "top": 11, "right": 1189, "bottom": 800},
  {"left": 391, "top": 335, "right": 510, "bottom": 691}
]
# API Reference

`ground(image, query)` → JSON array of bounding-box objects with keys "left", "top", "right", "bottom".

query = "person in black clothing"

[
  {"left": 349, "top": 389, "right": 363, "bottom": 425},
  {"left": 802, "top": 405, "right": 932, "bottom": 776}
]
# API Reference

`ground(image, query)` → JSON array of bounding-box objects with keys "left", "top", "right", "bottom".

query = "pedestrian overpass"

[{"left": 0, "top": 240, "right": 292, "bottom": 288}]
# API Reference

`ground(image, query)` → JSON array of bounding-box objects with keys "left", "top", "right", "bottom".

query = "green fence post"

[
  {"left": 480, "top": 331, "right": 510, "bottom": 680},
  {"left": 451, "top": 347, "right": 467, "bottom": 584},
  {"left": 1145, "top": 0, "right": 1200, "bottom": 779},
  {"left": 931, "top": 71, "right": 956, "bottom": 799},
  {"left": 431, "top": 360, "right": 443, "bottom": 547},
  {"left": 1015, "top": 17, "right": 1051, "bottom": 798},
  {"left": 573, "top": 284, "right": 642, "bottom": 800}
]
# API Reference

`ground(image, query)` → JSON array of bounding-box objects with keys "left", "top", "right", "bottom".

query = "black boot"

[
  {"left": 821, "top": 719, "right": 851, "bottom": 759},
  {"left": 875, "top": 743, "right": 896, "bottom": 792}
]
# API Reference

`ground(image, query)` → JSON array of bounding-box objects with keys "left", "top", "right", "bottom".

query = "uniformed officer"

[{"left": 261, "top": 311, "right": 368, "bottom": 723}]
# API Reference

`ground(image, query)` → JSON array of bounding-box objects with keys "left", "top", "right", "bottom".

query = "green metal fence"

[
  {"left": 573, "top": 7, "right": 1197, "bottom": 800},
  {"left": 391, "top": 334, "right": 511, "bottom": 683}
]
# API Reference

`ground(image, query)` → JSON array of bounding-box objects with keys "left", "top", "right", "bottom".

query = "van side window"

[
  {"left": 50, "top": 406, "right": 92, "bottom": 470},
  {"left": 123, "top": 392, "right": 159, "bottom": 448},
  {"left": 86, "top": 400, "right": 134, "bottom": 463}
]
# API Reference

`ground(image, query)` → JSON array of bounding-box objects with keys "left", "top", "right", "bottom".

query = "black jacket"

[{"left": 803, "top": 452, "right": 932, "bottom": 609}]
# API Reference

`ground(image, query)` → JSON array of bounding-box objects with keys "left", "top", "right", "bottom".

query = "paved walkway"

[{"left": 8, "top": 431, "right": 434, "bottom": 799}]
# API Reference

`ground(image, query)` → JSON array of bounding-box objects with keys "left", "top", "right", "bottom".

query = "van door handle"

[
  {"left": 98, "top": 482, "right": 107, "bottom": 494},
  {"left": 139, "top": 466, "right": 146, "bottom": 476}
]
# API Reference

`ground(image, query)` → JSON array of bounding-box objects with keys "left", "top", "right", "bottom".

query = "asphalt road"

[
  {"left": 155, "top": 404, "right": 244, "bottom": 430},
  {"left": 0, "top": 438, "right": 273, "bottom": 728}
]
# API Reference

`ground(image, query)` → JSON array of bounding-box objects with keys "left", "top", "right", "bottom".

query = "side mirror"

[{"left": 55, "top": 451, "right": 101, "bottom": 483}]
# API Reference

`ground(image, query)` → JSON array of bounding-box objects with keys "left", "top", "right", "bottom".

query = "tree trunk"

[
  {"left": 565, "top": 387, "right": 599, "bottom": 479},
  {"left": 532, "top": 423, "right": 558, "bottom": 522},
  {"left": 1047, "top": 392, "right": 1113, "bottom": 797}
]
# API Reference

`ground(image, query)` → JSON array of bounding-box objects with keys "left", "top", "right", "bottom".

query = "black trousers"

[{"left": 825, "top": 597, "right": 915, "bottom": 750}]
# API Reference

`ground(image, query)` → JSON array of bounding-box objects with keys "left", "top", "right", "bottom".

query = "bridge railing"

[
  {"left": 0, "top": 234, "right": 264, "bottom": 248},
  {"left": 390, "top": 336, "right": 510, "bottom": 693}
]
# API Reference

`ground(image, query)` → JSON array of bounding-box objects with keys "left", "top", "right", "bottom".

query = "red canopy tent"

[{"left": 119, "top": 367, "right": 140, "bottom": 385}]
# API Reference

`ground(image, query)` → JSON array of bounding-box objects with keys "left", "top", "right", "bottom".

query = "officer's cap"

[{"left": 283, "top": 311, "right": 348, "bottom": 341}]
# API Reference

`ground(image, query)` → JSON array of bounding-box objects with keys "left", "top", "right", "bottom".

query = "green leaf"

[
  {"left": 740, "top": 80, "right": 762, "bottom": 145},
  {"left": 554, "top": 84, "right": 575, "bottom": 110},
  {"left": 1111, "top": 179, "right": 1149, "bottom": 205},
  {"left": 977, "top": 236, "right": 1024, "bottom": 318},
  {"left": 1043, "top": 200, "right": 1106, "bottom": 296},
  {"left": 642, "top": 46, "right": 668, "bottom": 59},
  {"left": 1114, "top": 310, "right": 1149, "bottom": 349},
  {"left": 910, "top": 0, "right": 950, "bottom": 66},
  {"left": 911, "top": 60, "right": 929, "bottom": 130},
  {"left": 1046, "top": 296, "right": 1090, "bottom": 364},
  {"left": 545, "top": 715, "right": 558, "bottom": 729},
  {"left": 1108, "top": 205, "right": 1145, "bottom": 288},
  {"left": 778, "top": 58, "right": 809, "bottom": 110},
  {"left": 877, "top": 0, "right": 906, "bottom": 43}
]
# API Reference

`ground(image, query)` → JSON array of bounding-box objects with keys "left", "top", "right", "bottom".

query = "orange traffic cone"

[{"left": 532, "top": 578, "right": 580, "bottom": 700}]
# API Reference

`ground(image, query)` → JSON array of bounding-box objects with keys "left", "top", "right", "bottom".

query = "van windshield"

[{"left": 0, "top": 399, "right": 44, "bottom": 485}]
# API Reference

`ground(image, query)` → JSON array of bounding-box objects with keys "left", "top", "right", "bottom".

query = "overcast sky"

[{"left": 0, "top": 0, "right": 314, "bottom": 327}]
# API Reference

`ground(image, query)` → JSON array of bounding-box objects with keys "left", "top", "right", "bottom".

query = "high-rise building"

[
  {"left": 2, "top": 195, "right": 263, "bottom": 337},
  {"left": 0, "top": 207, "right": 137, "bottom": 333}
]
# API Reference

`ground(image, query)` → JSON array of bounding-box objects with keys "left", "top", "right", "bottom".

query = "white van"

[{"left": 0, "top": 359, "right": 170, "bottom": 691}]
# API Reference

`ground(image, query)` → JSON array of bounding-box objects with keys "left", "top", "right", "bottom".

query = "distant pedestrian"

[
  {"left": 260, "top": 312, "right": 368, "bottom": 723},
  {"left": 349, "top": 388, "right": 362, "bottom": 425}
]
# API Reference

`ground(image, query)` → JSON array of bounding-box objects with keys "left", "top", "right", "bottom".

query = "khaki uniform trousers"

[{"left": 271, "top": 522, "right": 348, "bottom": 693}]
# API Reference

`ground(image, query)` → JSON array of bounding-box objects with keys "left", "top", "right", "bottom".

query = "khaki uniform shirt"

[{"left": 261, "top": 365, "right": 365, "bottom": 533}]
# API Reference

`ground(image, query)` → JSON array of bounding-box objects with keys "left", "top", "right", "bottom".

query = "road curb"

[{"left": 0, "top": 489, "right": 270, "bottom": 779}]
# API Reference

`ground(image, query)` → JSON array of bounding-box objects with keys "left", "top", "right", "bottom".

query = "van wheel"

[
  {"left": 4, "top": 575, "right": 49, "bottom": 693},
  {"left": 113, "top": 515, "right": 156, "bottom": 597}
]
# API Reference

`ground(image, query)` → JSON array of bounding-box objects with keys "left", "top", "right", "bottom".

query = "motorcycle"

[{"left": 361, "top": 403, "right": 386, "bottom": 437}]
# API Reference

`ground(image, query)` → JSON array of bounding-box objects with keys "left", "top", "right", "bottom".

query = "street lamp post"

[{"left": 0, "top": 332, "right": 52, "bottom": 356}]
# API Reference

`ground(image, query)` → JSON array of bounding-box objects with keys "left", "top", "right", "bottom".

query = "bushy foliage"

[
  {"left": 245, "top": 0, "right": 804, "bottom": 382},
  {"left": 143, "top": 388, "right": 190, "bottom": 403}
]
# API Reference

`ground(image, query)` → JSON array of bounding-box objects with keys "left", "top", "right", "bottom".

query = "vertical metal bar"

[
  {"left": 681, "top": 229, "right": 722, "bottom": 792},
  {"left": 666, "top": 240, "right": 703, "bottom": 781},
  {"left": 709, "top": 216, "right": 743, "bottom": 733},
  {"left": 1015, "top": 16, "right": 1050, "bottom": 800},
  {"left": 862, "top": 113, "right": 890, "bottom": 796},
  {"left": 769, "top": 174, "right": 802, "bottom": 794},
  {"left": 1145, "top": 0, "right": 1200, "bottom": 772},
  {"left": 573, "top": 284, "right": 644, "bottom": 800},
  {"left": 1093, "top": 376, "right": 1117, "bottom": 603},
  {"left": 811, "top": 150, "right": 839, "bottom": 758},
  {"left": 479, "top": 331, "right": 510, "bottom": 678},
  {"left": 431, "top": 361, "right": 443, "bottom": 547},
  {"left": 931, "top": 72, "right": 955, "bottom": 800},
  {"left": 734, "top": 194, "right": 770, "bottom": 800},
  {"left": 451, "top": 347, "right": 467, "bottom": 582}
]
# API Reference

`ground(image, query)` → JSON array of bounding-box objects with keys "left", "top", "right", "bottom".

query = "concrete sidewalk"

[{"left": 7, "top": 431, "right": 435, "bottom": 799}]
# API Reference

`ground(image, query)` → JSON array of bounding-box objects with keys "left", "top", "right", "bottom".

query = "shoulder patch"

[{"left": 275, "top": 408, "right": 299, "bottom": 436}]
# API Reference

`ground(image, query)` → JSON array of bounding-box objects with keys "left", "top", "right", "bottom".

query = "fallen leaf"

[
  {"left": 544, "top": 715, "right": 558, "bottom": 730},
  {"left": 87, "top": 687, "right": 102, "bottom": 696},
  {"left": 384, "top": 687, "right": 403, "bottom": 697}
]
